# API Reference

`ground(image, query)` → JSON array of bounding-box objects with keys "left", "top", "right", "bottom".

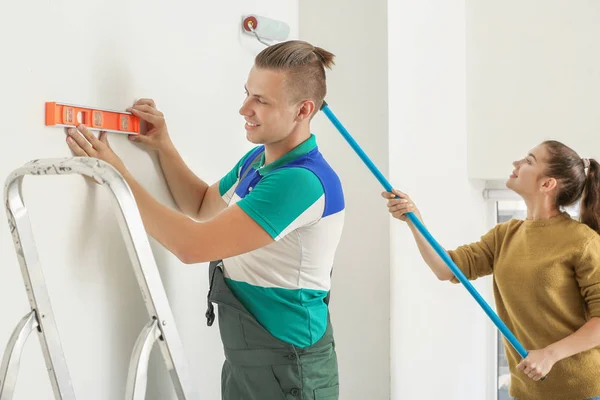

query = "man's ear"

[{"left": 296, "top": 100, "right": 316, "bottom": 121}]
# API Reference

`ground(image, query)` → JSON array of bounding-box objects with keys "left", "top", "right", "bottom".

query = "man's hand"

[
  {"left": 516, "top": 348, "right": 557, "bottom": 381},
  {"left": 126, "top": 98, "right": 172, "bottom": 151},
  {"left": 66, "top": 124, "right": 127, "bottom": 175}
]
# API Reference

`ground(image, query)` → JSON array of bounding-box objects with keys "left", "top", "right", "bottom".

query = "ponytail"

[
  {"left": 312, "top": 46, "right": 335, "bottom": 70},
  {"left": 580, "top": 159, "right": 600, "bottom": 234}
]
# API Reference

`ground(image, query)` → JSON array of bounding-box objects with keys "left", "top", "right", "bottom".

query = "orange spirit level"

[{"left": 45, "top": 102, "right": 140, "bottom": 135}]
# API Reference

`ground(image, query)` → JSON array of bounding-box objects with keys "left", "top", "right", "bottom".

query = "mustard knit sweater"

[{"left": 448, "top": 212, "right": 600, "bottom": 400}]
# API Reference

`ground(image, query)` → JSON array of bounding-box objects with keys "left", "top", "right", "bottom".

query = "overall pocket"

[
  {"left": 222, "top": 362, "right": 288, "bottom": 400},
  {"left": 314, "top": 384, "right": 339, "bottom": 400}
]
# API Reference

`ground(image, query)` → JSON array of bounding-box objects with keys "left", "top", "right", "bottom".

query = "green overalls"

[{"left": 206, "top": 260, "right": 339, "bottom": 400}]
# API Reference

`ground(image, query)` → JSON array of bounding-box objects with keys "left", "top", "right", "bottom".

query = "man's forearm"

[
  {"left": 121, "top": 169, "right": 200, "bottom": 261},
  {"left": 546, "top": 317, "right": 600, "bottom": 363},
  {"left": 118, "top": 169, "right": 272, "bottom": 265},
  {"left": 157, "top": 141, "right": 209, "bottom": 217}
]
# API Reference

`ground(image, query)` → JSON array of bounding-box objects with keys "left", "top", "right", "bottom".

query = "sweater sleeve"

[
  {"left": 575, "top": 236, "right": 600, "bottom": 319},
  {"left": 447, "top": 224, "right": 504, "bottom": 283}
]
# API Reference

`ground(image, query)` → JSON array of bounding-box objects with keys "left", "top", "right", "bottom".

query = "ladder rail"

[
  {"left": 3, "top": 157, "right": 199, "bottom": 399},
  {"left": 0, "top": 311, "right": 39, "bottom": 400},
  {"left": 4, "top": 175, "right": 77, "bottom": 400},
  {"left": 125, "top": 319, "right": 161, "bottom": 400}
]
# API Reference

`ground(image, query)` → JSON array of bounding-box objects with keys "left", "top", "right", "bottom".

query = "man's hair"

[{"left": 255, "top": 40, "right": 335, "bottom": 113}]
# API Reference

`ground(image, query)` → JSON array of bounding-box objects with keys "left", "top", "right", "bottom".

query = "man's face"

[{"left": 239, "top": 66, "right": 300, "bottom": 145}]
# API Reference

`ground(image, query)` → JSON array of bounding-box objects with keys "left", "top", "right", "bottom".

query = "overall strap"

[{"left": 205, "top": 148, "right": 265, "bottom": 326}]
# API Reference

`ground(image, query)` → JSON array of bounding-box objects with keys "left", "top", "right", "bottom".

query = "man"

[{"left": 65, "top": 40, "right": 344, "bottom": 399}]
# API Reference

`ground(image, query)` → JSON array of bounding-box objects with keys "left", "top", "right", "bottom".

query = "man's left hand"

[{"left": 66, "top": 125, "right": 127, "bottom": 175}]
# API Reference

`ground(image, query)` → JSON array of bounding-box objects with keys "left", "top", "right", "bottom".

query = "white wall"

[
  {"left": 466, "top": 0, "right": 600, "bottom": 180},
  {"left": 0, "top": 2, "right": 298, "bottom": 399},
  {"left": 389, "top": 1, "right": 494, "bottom": 399},
  {"left": 299, "top": 1, "right": 391, "bottom": 399},
  {"left": 9, "top": 2, "right": 583, "bottom": 399}
]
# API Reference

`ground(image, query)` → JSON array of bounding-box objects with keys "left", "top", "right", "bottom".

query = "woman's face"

[{"left": 506, "top": 144, "right": 553, "bottom": 197}]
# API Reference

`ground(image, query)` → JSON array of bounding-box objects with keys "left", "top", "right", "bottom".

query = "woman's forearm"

[
  {"left": 408, "top": 222, "right": 454, "bottom": 281},
  {"left": 546, "top": 317, "right": 600, "bottom": 363}
]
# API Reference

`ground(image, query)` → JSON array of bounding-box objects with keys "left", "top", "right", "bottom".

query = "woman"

[{"left": 383, "top": 140, "right": 600, "bottom": 400}]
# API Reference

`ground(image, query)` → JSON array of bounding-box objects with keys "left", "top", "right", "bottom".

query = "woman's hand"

[
  {"left": 517, "top": 348, "right": 557, "bottom": 381},
  {"left": 381, "top": 188, "right": 422, "bottom": 223}
]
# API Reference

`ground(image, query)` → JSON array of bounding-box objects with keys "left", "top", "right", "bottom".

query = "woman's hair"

[{"left": 543, "top": 140, "right": 600, "bottom": 233}]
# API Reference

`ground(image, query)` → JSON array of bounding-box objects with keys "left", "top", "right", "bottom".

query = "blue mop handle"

[{"left": 320, "top": 101, "right": 529, "bottom": 359}]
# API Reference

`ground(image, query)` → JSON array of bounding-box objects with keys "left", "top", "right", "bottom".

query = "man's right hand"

[{"left": 127, "top": 98, "right": 172, "bottom": 151}]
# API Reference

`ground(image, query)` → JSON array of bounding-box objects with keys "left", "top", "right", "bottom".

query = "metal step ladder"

[{"left": 0, "top": 157, "right": 200, "bottom": 400}]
